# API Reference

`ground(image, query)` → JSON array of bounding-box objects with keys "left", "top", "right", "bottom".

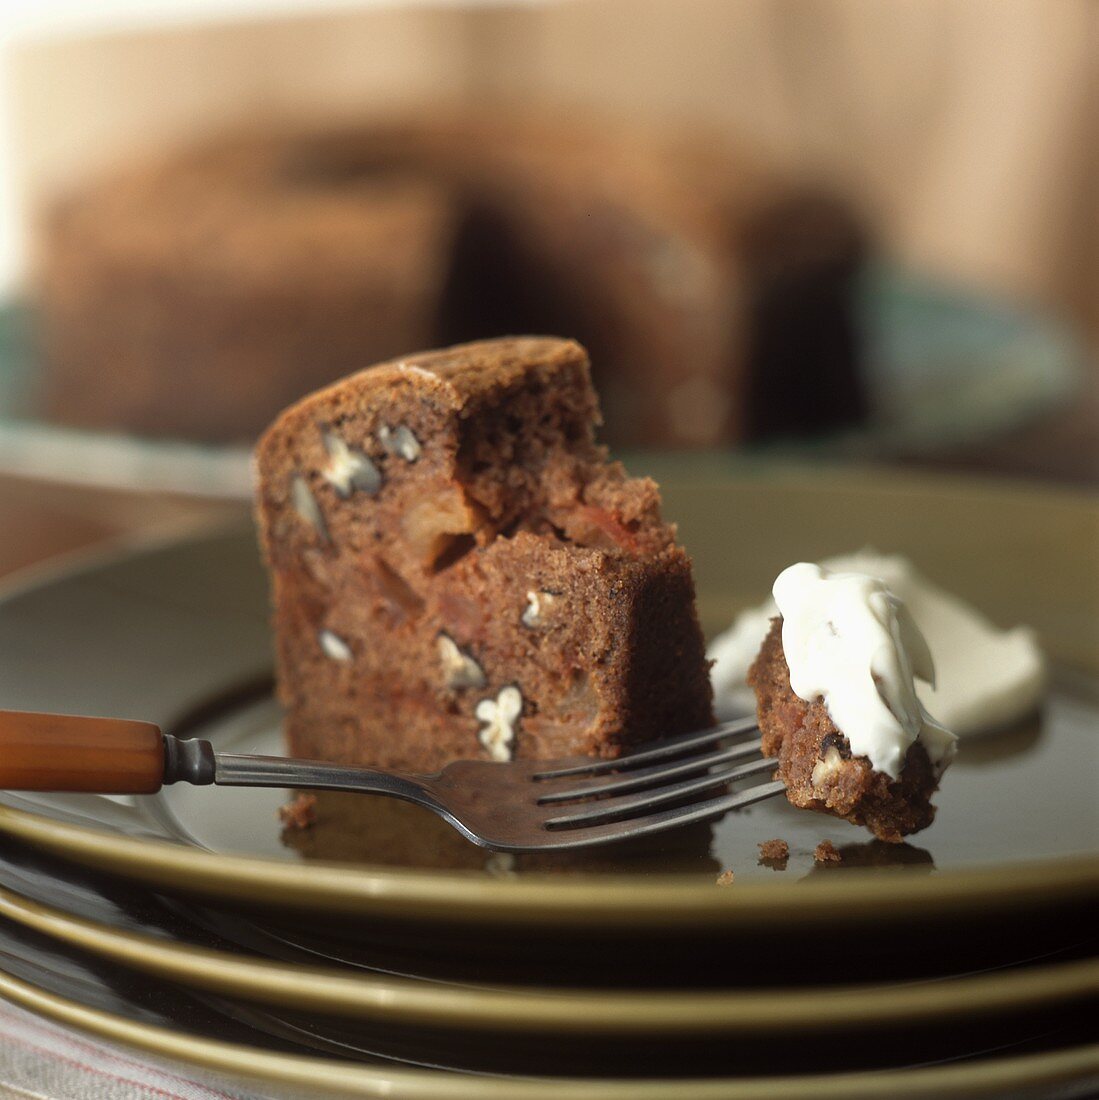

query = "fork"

[{"left": 0, "top": 709, "right": 783, "bottom": 852}]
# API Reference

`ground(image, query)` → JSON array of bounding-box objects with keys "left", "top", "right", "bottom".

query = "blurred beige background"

[{"left": 7, "top": 0, "right": 1097, "bottom": 345}]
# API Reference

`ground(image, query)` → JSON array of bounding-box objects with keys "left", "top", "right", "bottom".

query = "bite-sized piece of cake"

[
  {"left": 748, "top": 563, "right": 957, "bottom": 842},
  {"left": 256, "top": 336, "right": 714, "bottom": 773}
]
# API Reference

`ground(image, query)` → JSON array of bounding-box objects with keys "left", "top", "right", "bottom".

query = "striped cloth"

[{"left": 0, "top": 1001, "right": 299, "bottom": 1100}]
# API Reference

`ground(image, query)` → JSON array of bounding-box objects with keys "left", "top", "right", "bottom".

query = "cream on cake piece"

[{"left": 711, "top": 550, "right": 1045, "bottom": 736}]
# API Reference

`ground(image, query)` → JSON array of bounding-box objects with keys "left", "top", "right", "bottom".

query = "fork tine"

[
  {"left": 536, "top": 739, "right": 763, "bottom": 803},
  {"left": 542, "top": 756, "right": 777, "bottom": 828},
  {"left": 532, "top": 715, "right": 759, "bottom": 781},
  {"left": 527, "top": 780, "right": 788, "bottom": 850}
]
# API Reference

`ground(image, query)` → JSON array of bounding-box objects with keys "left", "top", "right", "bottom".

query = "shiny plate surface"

[{"left": 0, "top": 462, "right": 1095, "bottom": 931}]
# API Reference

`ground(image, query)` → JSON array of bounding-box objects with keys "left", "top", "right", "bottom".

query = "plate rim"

[
  {"left": 0, "top": 470, "right": 1096, "bottom": 928},
  {"left": 0, "top": 880, "right": 1095, "bottom": 1036},
  {"left": 1, "top": 964, "right": 1097, "bottom": 1099},
  {"left": 0, "top": 799, "right": 1096, "bottom": 929}
]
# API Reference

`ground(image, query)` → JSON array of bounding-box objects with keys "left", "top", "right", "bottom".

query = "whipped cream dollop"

[
  {"left": 710, "top": 550, "right": 1046, "bottom": 738},
  {"left": 772, "top": 563, "right": 956, "bottom": 778}
]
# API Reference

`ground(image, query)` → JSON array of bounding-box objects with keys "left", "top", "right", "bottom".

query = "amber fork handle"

[
  {"left": 0, "top": 709, "right": 215, "bottom": 794},
  {"left": 0, "top": 709, "right": 412, "bottom": 801}
]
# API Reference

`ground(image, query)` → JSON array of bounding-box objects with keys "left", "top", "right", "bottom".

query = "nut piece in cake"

[
  {"left": 256, "top": 336, "right": 714, "bottom": 773},
  {"left": 521, "top": 589, "right": 560, "bottom": 629},
  {"left": 290, "top": 475, "right": 328, "bottom": 541},
  {"left": 378, "top": 423, "right": 422, "bottom": 462},
  {"left": 322, "top": 431, "right": 381, "bottom": 498},
  {"left": 476, "top": 685, "right": 523, "bottom": 762},
  {"left": 437, "top": 633, "right": 487, "bottom": 690},
  {"left": 318, "top": 629, "right": 353, "bottom": 663},
  {"left": 748, "top": 562, "right": 957, "bottom": 842}
]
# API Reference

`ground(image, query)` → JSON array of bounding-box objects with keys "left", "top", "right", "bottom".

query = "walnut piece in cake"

[
  {"left": 475, "top": 685, "right": 523, "bottom": 762},
  {"left": 322, "top": 431, "right": 381, "bottom": 498},
  {"left": 437, "top": 633, "right": 487, "bottom": 690},
  {"left": 256, "top": 337, "right": 714, "bottom": 773}
]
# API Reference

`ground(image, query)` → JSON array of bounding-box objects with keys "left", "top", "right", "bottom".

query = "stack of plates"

[{"left": 0, "top": 464, "right": 1096, "bottom": 1097}]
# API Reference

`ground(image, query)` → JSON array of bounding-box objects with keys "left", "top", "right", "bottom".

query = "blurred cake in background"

[
  {"left": 35, "top": 110, "right": 868, "bottom": 447},
  {"left": 39, "top": 146, "right": 460, "bottom": 443}
]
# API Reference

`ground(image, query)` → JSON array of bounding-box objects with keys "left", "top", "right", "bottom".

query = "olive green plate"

[
  {"left": 0, "top": 879, "right": 1094, "bottom": 1038},
  {"left": 0, "top": 462, "right": 1096, "bottom": 932},
  {"left": 0, "top": 963, "right": 1097, "bottom": 1099}
]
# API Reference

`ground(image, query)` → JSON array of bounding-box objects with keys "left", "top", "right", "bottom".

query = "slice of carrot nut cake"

[
  {"left": 255, "top": 336, "right": 715, "bottom": 773},
  {"left": 748, "top": 562, "right": 957, "bottom": 842}
]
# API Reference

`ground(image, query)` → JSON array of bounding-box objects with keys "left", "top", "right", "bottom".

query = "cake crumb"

[
  {"left": 716, "top": 869, "right": 736, "bottom": 886},
  {"left": 757, "top": 838, "right": 790, "bottom": 869},
  {"left": 814, "top": 839, "right": 842, "bottom": 864},
  {"left": 278, "top": 793, "right": 317, "bottom": 830}
]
